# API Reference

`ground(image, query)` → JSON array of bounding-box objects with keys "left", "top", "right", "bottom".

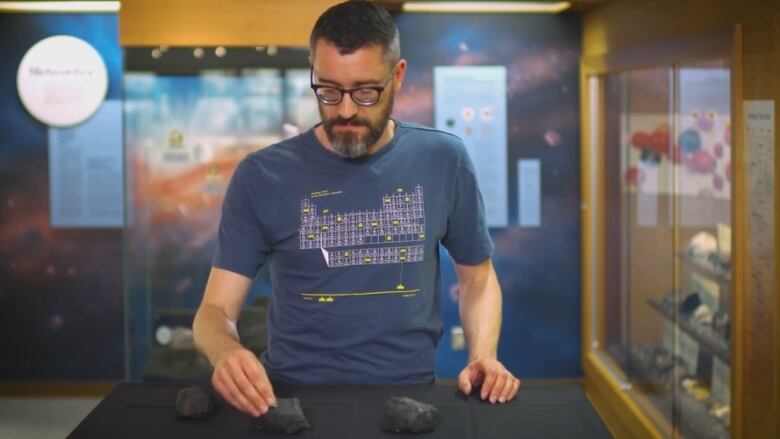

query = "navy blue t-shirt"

[{"left": 213, "top": 120, "right": 493, "bottom": 385}]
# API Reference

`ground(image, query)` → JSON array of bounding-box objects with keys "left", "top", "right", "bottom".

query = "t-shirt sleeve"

[
  {"left": 212, "top": 160, "right": 270, "bottom": 278},
  {"left": 440, "top": 144, "right": 494, "bottom": 265}
]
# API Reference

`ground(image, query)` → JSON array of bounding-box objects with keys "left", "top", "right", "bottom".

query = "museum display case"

[
  {"left": 580, "top": 29, "right": 741, "bottom": 438},
  {"left": 122, "top": 46, "right": 319, "bottom": 380},
  {"left": 604, "top": 61, "right": 731, "bottom": 439}
]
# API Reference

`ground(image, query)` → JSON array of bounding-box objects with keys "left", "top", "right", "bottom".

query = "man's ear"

[
  {"left": 394, "top": 59, "right": 408, "bottom": 93},
  {"left": 308, "top": 44, "right": 316, "bottom": 68}
]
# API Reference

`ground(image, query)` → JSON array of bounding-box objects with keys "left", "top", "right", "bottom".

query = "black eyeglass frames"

[{"left": 310, "top": 63, "right": 398, "bottom": 106}]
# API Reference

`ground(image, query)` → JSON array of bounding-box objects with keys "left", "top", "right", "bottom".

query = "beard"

[{"left": 320, "top": 92, "right": 394, "bottom": 159}]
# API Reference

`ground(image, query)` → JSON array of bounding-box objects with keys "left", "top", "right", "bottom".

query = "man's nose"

[{"left": 337, "top": 93, "right": 358, "bottom": 119}]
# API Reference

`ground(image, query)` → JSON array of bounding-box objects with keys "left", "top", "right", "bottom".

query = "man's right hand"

[{"left": 212, "top": 347, "right": 277, "bottom": 417}]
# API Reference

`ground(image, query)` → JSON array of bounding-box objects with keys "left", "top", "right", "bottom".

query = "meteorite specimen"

[
  {"left": 381, "top": 396, "right": 440, "bottom": 434},
  {"left": 175, "top": 385, "right": 215, "bottom": 419},
  {"left": 251, "top": 397, "right": 310, "bottom": 434}
]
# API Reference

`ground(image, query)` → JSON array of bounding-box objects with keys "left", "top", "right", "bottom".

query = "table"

[{"left": 68, "top": 381, "right": 612, "bottom": 438}]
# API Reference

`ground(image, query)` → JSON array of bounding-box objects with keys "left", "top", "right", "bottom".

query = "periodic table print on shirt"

[
  {"left": 297, "top": 185, "right": 426, "bottom": 303},
  {"left": 299, "top": 185, "right": 426, "bottom": 267}
]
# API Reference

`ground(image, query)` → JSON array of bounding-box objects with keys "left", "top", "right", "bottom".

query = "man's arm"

[
  {"left": 455, "top": 258, "right": 521, "bottom": 403},
  {"left": 193, "top": 266, "right": 276, "bottom": 417}
]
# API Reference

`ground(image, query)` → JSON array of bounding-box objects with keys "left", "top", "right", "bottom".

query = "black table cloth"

[{"left": 69, "top": 381, "right": 612, "bottom": 438}]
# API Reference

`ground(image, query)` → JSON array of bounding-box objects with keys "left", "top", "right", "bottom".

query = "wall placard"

[
  {"left": 49, "top": 100, "right": 124, "bottom": 228},
  {"left": 434, "top": 66, "right": 508, "bottom": 228},
  {"left": 744, "top": 99, "right": 775, "bottom": 407}
]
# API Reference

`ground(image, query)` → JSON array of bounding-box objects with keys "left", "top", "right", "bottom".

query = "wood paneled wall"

[{"left": 119, "top": 0, "right": 339, "bottom": 47}]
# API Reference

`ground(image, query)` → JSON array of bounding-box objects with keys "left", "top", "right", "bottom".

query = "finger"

[
  {"left": 242, "top": 356, "right": 276, "bottom": 408},
  {"left": 469, "top": 366, "right": 485, "bottom": 387},
  {"left": 488, "top": 370, "right": 508, "bottom": 404},
  {"left": 214, "top": 368, "right": 250, "bottom": 414},
  {"left": 480, "top": 367, "right": 499, "bottom": 400},
  {"left": 230, "top": 357, "right": 267, "bottom": 413},
  {"left": 212, "top": 373, "right": 240, "bottom": 410},
  {"left": 220, "top": 365, "right": 262, "bottom": 416},
  {"left": 230, "top": 360, "right": 268, "bottom": 416},
  {"left": 227, "top": 359, "right": 268, "bottom": 415},
  {"left": 458, "top": 368, "right": 472, "bottom": 395},
  {"left": 508, "top": 378, "right": 522, "bottom": 401},
  {"left": 497, "top": 373, "right": 516, "bottom": 403}
]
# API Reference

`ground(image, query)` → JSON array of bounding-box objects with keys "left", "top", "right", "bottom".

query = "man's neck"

[{"left": 315, "top": 119, "right": 396, "bottom": 157}]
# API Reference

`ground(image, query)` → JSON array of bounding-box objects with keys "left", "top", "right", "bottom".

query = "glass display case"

[
  {"left": 585, "top": 57, "right": 733, "bottom": 438},
  {"left": 122, "top": 46, "right": 319, "bottom": 381}
]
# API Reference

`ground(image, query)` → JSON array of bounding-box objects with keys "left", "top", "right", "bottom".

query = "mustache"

[{"left": 327, "top": 116, "right": 370, "bottom": 127}]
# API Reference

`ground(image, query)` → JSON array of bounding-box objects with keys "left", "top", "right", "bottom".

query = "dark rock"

[
  {"left": 679, "top": 292, "right": 701, "bottom": 317},
  {"left": 175, "top": 385, "right": 215, "bottom": 419},
  {"left": 381, "top": 396, "right": 440, "bottom": 434},
  {"left": 251, "top": 397, "right": 310, "bottom": 434}
]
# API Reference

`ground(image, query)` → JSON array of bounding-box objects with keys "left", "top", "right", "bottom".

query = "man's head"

[{"left": 309, "top": 1, "right": 406, "bottom": 158}]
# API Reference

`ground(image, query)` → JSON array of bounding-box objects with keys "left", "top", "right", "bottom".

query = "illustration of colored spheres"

[
  {"left": 713, "top": 143, "right": 724, "bottom": 158},
  {"left": 649, "top": 130, "right": 669, "bottom": 154},
  {"left": 625, "top": 166, "right": 645, "bottom": 186},
  {"left": 695, "top": 111, "right": 715, "bottom": 132},
  {"left": 679, "top": 129, "right": 701, "bottom": 154},
  {"left": 630, "top": 131, "right": 651, "bottom": 149},
  {"left": 687, "top": 148, "right": 716, "bottom": 174},
  {"left": 712, "top": 174, "right": 724, "bottom": 191}
]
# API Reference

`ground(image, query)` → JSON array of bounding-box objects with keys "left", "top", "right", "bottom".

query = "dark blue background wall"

[
  {"left": 0, "top": 13, "right": 124, "bottom": 379},
  {"left": 393, "top": 12, "right": 583, "bottom": 379}
]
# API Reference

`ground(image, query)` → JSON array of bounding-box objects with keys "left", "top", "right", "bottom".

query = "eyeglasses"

[{"left": 310, "top": 63, "right": 397, "bottom": 106}]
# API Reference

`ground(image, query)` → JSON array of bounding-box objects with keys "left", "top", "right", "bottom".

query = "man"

[{"left": 193, "top": 1, "right": 520, "bottom": 418}]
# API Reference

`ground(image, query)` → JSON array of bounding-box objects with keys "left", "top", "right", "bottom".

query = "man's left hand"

[{"left": 457, "top": 358, "right": 521, "bottom": 404}]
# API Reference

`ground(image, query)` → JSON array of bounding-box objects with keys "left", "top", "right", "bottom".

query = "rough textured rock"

[
  {"left": 175, "top": 385, "right": 215, "bottom": 419},
  {"left": 381, "top": 396, "right": 440, "bottom": 434},
  {"left": 251, "top": 397, "right": 310, "bottom": 434}
]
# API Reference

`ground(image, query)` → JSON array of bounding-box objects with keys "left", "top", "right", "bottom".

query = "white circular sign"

[{"left": 17, "top": 35, "right": 108, "bottom": 127}]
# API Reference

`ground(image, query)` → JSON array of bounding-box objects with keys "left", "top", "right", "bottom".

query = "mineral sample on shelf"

[
  {"left": 175, "top": 385, "right": 215, "bottom": 419},
  {"left": 381, "top": 396, "right": 440, "bottom": 434},
  {"left": 251, "top": 397, "right": 310, "bottom": 434}
]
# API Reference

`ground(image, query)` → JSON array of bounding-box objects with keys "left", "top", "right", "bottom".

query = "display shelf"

[
  {"left": 647, "top": 299, "right": 730, "bottom": 365},
  {"left": 678, "top": 252, "right": 731, "bottom": 286},
  {"left": 627, "top": 349, "right": 730, "bottom": 439}
]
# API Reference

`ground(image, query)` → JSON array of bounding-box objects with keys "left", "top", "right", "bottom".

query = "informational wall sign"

[
  {"left": 434, "top": 66, "right": 508, "bottom": 228},
  {"left": 517, "top": 159, "right": 541, "bottom": 227},
  {"left": 17, "top": 35, "right": 108, "bottom": 127},
  {"left": 49, "top": 100, "right": 123, "bottom": 228},
  {"left": 744, "top": 100, "right": 775, "bottom": 407}
]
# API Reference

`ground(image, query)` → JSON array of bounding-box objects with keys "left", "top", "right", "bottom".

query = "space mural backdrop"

[
  {"left": 0, "top": 13, "right": 123, "bottom": 379},
  {"left": 0, "top": 11, "right": 581, "bottom": 380},
  {"left": 394, "top": 12, "right": 583, "bottom": 378}
]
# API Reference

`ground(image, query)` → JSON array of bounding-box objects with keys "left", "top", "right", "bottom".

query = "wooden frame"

[
  {"left": 729, "top": 25, "right": 745, "bottom": 439},
  {"left": 580, "top": 26, "right": 742, "bottom": 438},
  {"left": 775, "top": 16, "right": 780, "bottom": 439}
]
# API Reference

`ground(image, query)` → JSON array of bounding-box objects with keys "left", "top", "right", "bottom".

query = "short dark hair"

[{"left": 309, "top": 1, "right": 400, "bottom": 65}]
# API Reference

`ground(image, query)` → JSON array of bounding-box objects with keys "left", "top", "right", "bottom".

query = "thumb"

[{"left": 458, "top": 367, "right": 472, "bottom": 395}]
